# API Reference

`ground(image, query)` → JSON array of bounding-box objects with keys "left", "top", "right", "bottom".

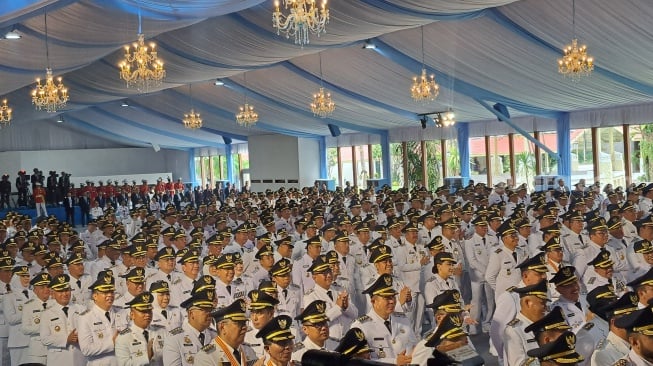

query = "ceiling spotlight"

[
  {"left": 214, "top": 79, "right": 225, "bottom": 86},
  {"left": 56, "top": 116, "right": 64, "bottom": 123},
  {"left": 121, "top": 100, "right": 129, "bottom": 107},
  {"left": 420, "top": 116, "right": 428, "bottom": 129},
  {"left": 363, "top": 39, "right": 376, "bottom": 49}
]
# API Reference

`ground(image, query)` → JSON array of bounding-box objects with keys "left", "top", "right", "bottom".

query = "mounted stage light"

[
  {"left": 363, "top": 39, "right": 376, "bottom": 49},
  {"left": 4, "top": 28, "right": 21, "bottom": 40}
]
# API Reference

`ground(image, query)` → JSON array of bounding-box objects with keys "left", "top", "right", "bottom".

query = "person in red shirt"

[{"left": 33, "top": 182, "right": 47, "bottom": 216}]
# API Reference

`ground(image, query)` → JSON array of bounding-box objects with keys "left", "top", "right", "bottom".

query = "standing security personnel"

[
  {"left": 40, "top": 274, "right": 86, "bottom": 365},
  {"left": 115, "top": 291, "right": 165, "bottom": 366},
  {"left": 162, "top": 290, "right": 216, "bottom": 366},
  {"left": 77, "top": 274, "right": 120, "bottom": 365},
  {"left": 351, "top": 274, "right": 418, "bottom": 365}
]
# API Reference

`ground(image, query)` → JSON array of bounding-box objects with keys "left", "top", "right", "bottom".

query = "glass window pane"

[
  {"left": 327, "top": 147, "right": 340, "bottom": 183},
  {"left": 212, "top": 156, "right": 221, "bottom": 181},
  {"left": 488, "top": 136, "right": 510, "bottom": 183},
  {"left": 194, "top": 157, "right": 202, "bottom": 184},
  {"left": 597, "top": 127, "right": 625, "bottom": 188},
  {"left": 406, "top": 141, "right": 423, "bottom": 188},
  {"left": 571, "top": 129, "right": 593, "bottom": 183},
  {"left": 202, "top": 157, "right": 210, "bottom": 187},
  {"left": 340, "top": 147, "right": 354, "bottom": 188},
  {"left": 390, "top": 143, "right": 404, "bottom": 189},
  {"left": 469, "top": 137, "right": 487, "bottom": 185},
  {"left": 371, "top": 144, "right": 383, "bottom": 179},
  {"left": 425, "top": 140, "right": 443, "bottom": 190},
  {"left": 629, "top": 125, "right": 652, "bottom": 182},
  {"left": 355, "top": 145, "right": 370, "bottom": 188},
  {"left": 233, "top": 155, "right": 241, "bottom": 189},
  {"left": 221, "top": 156, "right": 228, "bottom": 181},
  {"left": 445, "top": 139, "right": 460, "bottom": 177},
  {"left": 513, "top": 134, "right": 536, "bottom": 190},
  {"left": 538, "top": 131, "right": 558, "bottom": 175}
]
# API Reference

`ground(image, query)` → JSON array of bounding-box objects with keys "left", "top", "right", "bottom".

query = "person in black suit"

[
  {"left": 63, "top": 191, "right": 75, "bottom": 226},
  {"left": 78, "top": 190, "right": 91, "bottom": 226}
]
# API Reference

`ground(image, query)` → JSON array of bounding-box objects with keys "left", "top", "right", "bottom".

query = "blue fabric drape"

[
  {"left": 380, "top": 131, "right": 391, "bottom": 187},
  {"left": 226, "top": 144, "right": 234, "bottom": 183},
  {"left": 188, "top": 149, "right": 197, "bottom": 187},
  {"left": 456, "top": 123, "right": 470, "bottom": 185},
  {"left": 319, "top": 137, "right": 327, "bottom": 179},
  {"left": 556, "top": 113, "right": 571, "bottom": 184}
]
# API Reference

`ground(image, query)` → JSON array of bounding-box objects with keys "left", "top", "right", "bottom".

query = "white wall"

[
  {"left": 297, "top": 138, "right": 320, "bottom": 187},
  {"left": 248, "top": 135, "right": 321, "bottom": 190},
  {"left": 0, "top": 148, "right": 190, "bottom": 183}
]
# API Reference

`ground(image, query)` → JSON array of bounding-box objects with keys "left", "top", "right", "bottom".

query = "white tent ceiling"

[{"left": 0, "top": 0, "right": 652, "bottom": 149}]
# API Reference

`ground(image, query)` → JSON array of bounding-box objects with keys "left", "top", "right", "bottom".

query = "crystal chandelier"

[
  {"left": 236, "top": 73, "right": 259, "bottom": 127},
  {"left": 0, "top": 99, "right": 12, "bottom": 127},
  {"left": 558, "top": 0, "right": 593, "bottom": 79},
  {"left": 310, "top": 53, "right": 335, "bottom": 117},
  {"left": 411, "top": 26, "right": 439, "bottom": 102},
  {"left": 32, "top": 14, "right": 69, "bottom": 113},
  {"left": 272, "top": 0, "right": 329, "bottom": 47},
  {"left": 183, "top": 85, "right": 202, "bottom": 129},
  {"left": 119, "top": 11, "right": 165, "bottom": 92}
]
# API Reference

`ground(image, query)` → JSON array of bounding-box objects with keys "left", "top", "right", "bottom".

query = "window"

[
  {"left": 405, "top": 141, "right": 423, "bottom": 189},
  {"left": 354, "top": 145, "right": 370, "bottom": 188},
  {"left": 371, "top": 144, "right": 383, "bottom": 179},
  {"left": 469, "top": 137, "right": 487, "bottom": 185},
  {"left": 570, "top": 128, "right": 593, "bottom": 183},
  {"left": 327, "top": 147, "right": 340, "bottom": 184},
  {"left": 629, "top": 125, "right": 653, "bottom": 183},
  {"left": 513, "top": 134, "right": 536, "bottom": 190},
  {"left": 538, "top": 131, "right": 558, "bottom": 175},
  {"left": 390, "top": 143, "right": 404, "bottom": 189},
  {"left": 340, "top": 147, "right": 354, "bottom": 188},
  {"left": 597, "top": 127, "right": 625, "bottom": 188},
  {"left": 425, "top": 140, "right": 443, "bottom": 190},
  {"left": 487, "top": 135, "right": 509, "bottom": 183},
  {"left": 445, "top": 139, "right": 460, "bottom": 177}
]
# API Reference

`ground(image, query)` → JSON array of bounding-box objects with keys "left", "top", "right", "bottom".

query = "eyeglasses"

[{"left": 305, "top": 321, "right": 328, "bottom": 328}]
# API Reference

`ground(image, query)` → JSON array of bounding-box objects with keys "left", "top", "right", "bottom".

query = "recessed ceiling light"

[
  {"left": 214, "top": 79, "right": 225, "bottom": 86},
  {"left": 363, "top": 39, "right": 376, "bottom": 49},
  {"left": 56, "top": 116, "right": 64, "bottom": 123},
  {"left": 4, "top": 29, "right": 21, "bottom": 40},
  {"left": 121, "top": 101, "right": 129, "bottom": 107}
]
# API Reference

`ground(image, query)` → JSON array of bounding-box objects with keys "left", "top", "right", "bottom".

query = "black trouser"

[
  {"left": 66, "top": 208, "right": 75, "bottom": 226},
  {"left": 0, "top": 194, "right": 8, "bottom": 209}
]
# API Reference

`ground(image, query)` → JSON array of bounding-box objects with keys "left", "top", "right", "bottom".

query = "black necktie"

[
  {"left": 622, "top": 239, "right": 628, "bottom": 247},
  {"left": 482, "top": 237, "right": 486, "bottom": 246},
  {"left": 22, "top": 290, "right": 28, "bottom": 298},
  {"left": 342, "top": 256, "right": 347, "bottom": 265},
  {"left": 105, "top": 311, "right": 111, "bottom": 322},
  {"left": 512, "top": 252, "right": 517, "bottom": 262},
  {"left": 167, "top": 274, "right": 171, "bottom": 281},
  {"left": 198, "top": 332, "right": 205, "bottom": 346},
  {"left": 76, "top": 280, "right": 82, "bottom": 289},
  {"left": 384, "top": 320, "right": 391, "bottom": 332},
  {"left": 5, "top": 284, "right": 9, "bottom": 292},
  {"left": 226, "top": 285, "right": 232, "bottom": 295},
  {"left": 428, "top": 231, "right": 432, "bottom": 238},
  {"left": 283, "top": 289, "right": 288, "bottom": 298},
  {"left": 326, "top": 290, "right": 333, "bottom": 300},
  {"left": 574, "top": 302, "right": 582, "bottom": 310},
  {"left": 233, "top": 349, "right": 241, "bottom": 364},
  {"left": 578, "top": 235, "right": 584, "bottom": 245},
  {"left": 110, "top": 260, "right": 115, "bottom": 266},
  {"left": 143, "top": 330, "right": 149, "bottom": 342},
  {"left": 161, "top": 309, "right": 168, "bottom": 319},
  {"left": 62, "top": 306, "right": 68, "bottom": 317},
  {"left": 42, "top": 302, "right": 47, "bottom": 309}
]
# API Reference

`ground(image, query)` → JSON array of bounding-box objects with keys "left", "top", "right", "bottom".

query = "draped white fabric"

[{"left": 1, "top": 0, "right": 653, "bottom": 150}]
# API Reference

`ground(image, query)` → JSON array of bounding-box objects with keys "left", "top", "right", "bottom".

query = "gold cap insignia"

[
  {"left": 104, "top": 275, "right": 112, "bottom": 284},
  {"left": 379, "top": 246, "right": 387, "bottom": 254},
  {"left": 453, "top": 292, "right": 461, "bottom": 302},
  {"left": 58, "top": 276, "right": 66, "bottom": 284},
  {"left": 225, "top": 254, "right": 233, "bottom": 262},
  {"left": 562, "top": 267, "right": 572, "bottom": 276},
  {"left": 355, "top": 329, "right": 365, "bottom": 341},
  {"left": 240, "top": 301, "right": 246, "bottom": 312},
  {"left": 280, "top": 261, "right": 287, "bottom": 268},
  {"left": 383, "top": 275, "right": 392, "bottom": 286},
  {"left": 143, "top": 294, "right": 151, "bottom": 302},
  {"left": 136, "top": 268, "right": 144, "bottom": 276},
  {"left": 631, "top": 294, "right": 639, "bottom": 305},
  {"left": 316, "top": 302, "right": 326, "bottom": 313},
  {"left": 601, "top": 251, "right": 610, "bottom": 260},
  {"left": 252, "top": 292, "right": 259, "bottom": 302},
  {"left": 207, "top": 291, "right": 214, "bottom": 300},
  {"left": 279, "top": 318, "right": 288, "bottom": 329},
  {"left": 565, "top": 334, "right": 575, "bottom": 348},
  {"left": 451, "top": 314, "right": 462, "bottom": 327}
]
